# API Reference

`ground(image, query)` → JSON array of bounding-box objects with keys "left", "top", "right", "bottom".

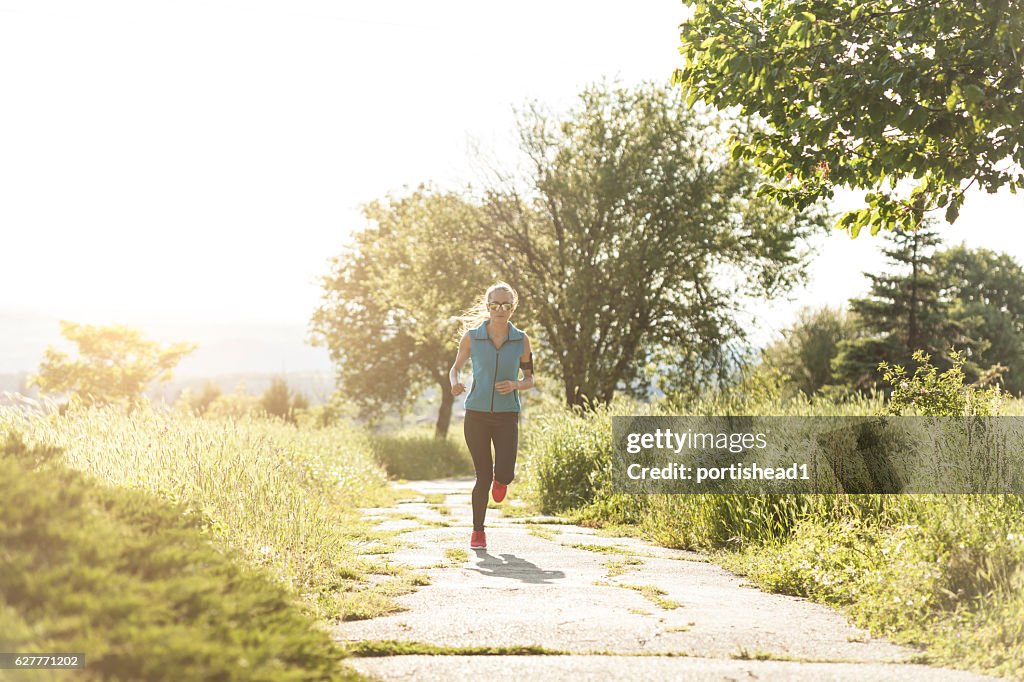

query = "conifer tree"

[{"left": 832, "top": 225, "right": 966, "bottom": 390}]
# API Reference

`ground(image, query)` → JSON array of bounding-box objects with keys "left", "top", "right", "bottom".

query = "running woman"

[{"left": 449, "top": 282, "right": 534, "bottom": 549}]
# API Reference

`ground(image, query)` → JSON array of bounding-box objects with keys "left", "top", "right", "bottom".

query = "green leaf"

[
  {"left": 945, "top": 201, "right": 960, "bottom": 223},
  {"left": 963, "top": 84, "right": 985, "bottom": 105},
  {"left": 946, "top": 91, "right": 960, "bottom": 111}
]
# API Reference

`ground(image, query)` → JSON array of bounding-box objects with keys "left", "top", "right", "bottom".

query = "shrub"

[
  {"left": 368, "top": 427, "right": 473, "bottom": 480},
  {"left": 880, "top": 348, "right": 1003, "bottom": 417},
  {"left": 519, "top": 401, "right": 627, "bottom": 514}
]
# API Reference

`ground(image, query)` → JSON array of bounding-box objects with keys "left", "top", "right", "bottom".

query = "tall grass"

[
  {"left": 0, "top": 406, "right": 392, "bottom": 616},
  {"left": 367, "top": 424, "right": 474, "bottom": 480},
  {"left": 519, "top": 394, "right": 1024, "bottom": 679},
  {"left": 0, "top": 432, "right": 361, "bottom": 682}
]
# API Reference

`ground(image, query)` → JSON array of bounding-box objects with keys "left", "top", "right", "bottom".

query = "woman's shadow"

[{"left": 468, "top": 551, "right": 566, "bottom": 584}]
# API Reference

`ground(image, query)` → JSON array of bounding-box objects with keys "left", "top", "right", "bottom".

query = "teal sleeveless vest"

[{"left": 465, "top": 320, "right": 525, "bottom": 413}]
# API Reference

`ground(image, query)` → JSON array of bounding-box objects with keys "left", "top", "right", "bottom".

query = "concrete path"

[{"left": 334, "top": 477, "right": 997, "bottom": 682}]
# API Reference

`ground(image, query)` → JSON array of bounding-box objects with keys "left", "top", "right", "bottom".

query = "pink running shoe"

[
  {"left": 491, "top": 477, "right": 508, "bottom": 503},
  {"left": 470, "top": 530, "right": 487, "bottom": 549}
]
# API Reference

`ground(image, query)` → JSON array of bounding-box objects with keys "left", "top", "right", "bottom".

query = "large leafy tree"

[
  {"left": 477, "top": 81, "right": 824, "bottom": 408},
  {"left": 30, "top": 321, "right": 196, "bottom": 406},
  {"left": 761, "top": 306, "right": 860, "bottom": 396},
  {"left": 936, "top": 245, "right": 1024, "bottom": 394},
  {"left": 676, "top": 0, "right": 1024, "bottom": 236},
  {"left": 310, "top": 188, "right": 495, "bottom": 438}
]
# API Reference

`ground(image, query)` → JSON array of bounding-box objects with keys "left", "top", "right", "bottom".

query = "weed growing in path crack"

[
  {"left": 617, "top": 583, "right": 681, "bottom": 610},
  {"left": 342, "top": 640, "right": 698, "bottom": 657},
  {"left": 342, "top": 640, "right": 567, "bottom": 657},
  {"left": 567, "top": 542, "right": 634, "bottom": 555},
  {"left": 392, "top": 489, "right": 421, "bottom": 503},
  {"left": 595, "top": 580, "right": 681, "bottom": 610},
  {"left": 604, "top": 557, "right": 644, "bottom": 577},
  {"left": 489, "top": 500, "right": 540, "bottom": 517},
  {"left": 382, "top": 511, "right": 449, "bottom": 531},
  {"left": 328, "top": 572, "right": 431, "bottom": 621},
  {"left": 728, "top": 648, "right": 866, "bottom": 664},
  {"left": 525, "top": 523, "right": 559, "bottom": 541}
]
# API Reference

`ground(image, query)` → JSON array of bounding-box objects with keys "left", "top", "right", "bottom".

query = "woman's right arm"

[{"left": 449, "top": 333, "right": 471, "bottom": 396}]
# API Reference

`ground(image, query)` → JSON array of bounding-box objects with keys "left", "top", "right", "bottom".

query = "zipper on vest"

[{"left": 490, "top": 345, "right": 499, "bottom": 412}]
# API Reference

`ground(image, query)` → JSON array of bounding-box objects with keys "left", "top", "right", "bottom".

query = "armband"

[{"left": 519, "top": 353, "right": 533, "bottom": 371}]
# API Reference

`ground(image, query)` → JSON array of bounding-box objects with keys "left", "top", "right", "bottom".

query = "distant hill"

[
  {"left": 151, "top": 371, "right": 336, "bottom": 405},
  {"left": 1, "top": 370, "right": 336, "bottom": 404}
]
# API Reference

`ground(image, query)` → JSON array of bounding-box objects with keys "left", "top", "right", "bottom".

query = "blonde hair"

[{"left": 456, "top": 282, "right": 519, "bottom": 340}]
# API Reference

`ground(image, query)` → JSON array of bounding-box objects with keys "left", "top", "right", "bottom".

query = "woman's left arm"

[{"left": 516, "top": 334, "right": 535, "bottom": 391}]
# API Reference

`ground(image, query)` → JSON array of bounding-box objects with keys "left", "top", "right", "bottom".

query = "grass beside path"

[
  {"left": 0, "top": 406, "right": 414, "bottom": 623},
  {"left": 0, "top": 431, "right": 361, "bottom": 682},
  {"left": 0, "top": 406, "right": 478, "bottom": 680},
  {"left": 368, "top": 427, "right": 474, "bottom": 480},
  {"left": 518, "top": 397, "right": 1024, "bottom": 681}
]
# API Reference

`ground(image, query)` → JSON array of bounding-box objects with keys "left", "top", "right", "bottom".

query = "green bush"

[
  {"left": 881, "top": 349, "right": 1003, "bottom": 417},
  {"left": 368, "top": 428, "right": 473, "bottom": 480},
  {"left": 519, "top": 400, "right": 638, "bottom": 514},
  {"left": 0, "top": 431, "right": 361, "bottom": 682}
]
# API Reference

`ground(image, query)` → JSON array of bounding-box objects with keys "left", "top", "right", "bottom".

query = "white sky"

[{"left": 1, "top": 0, "right": 1021, "bottom": 348}]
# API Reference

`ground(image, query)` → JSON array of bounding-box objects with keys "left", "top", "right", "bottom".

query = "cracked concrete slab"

[
  {"left": 335, "top": 477, "right": 998, "bottom": 681},
  {"left": 349, "top": 655, "right": 995, "bottom": 682}
]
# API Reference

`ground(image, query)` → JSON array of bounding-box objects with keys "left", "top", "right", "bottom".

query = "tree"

[
  {"left": 477, "top": 81, "right": 824, "bottom": 408},
  {"left": 935, "top": 245, "right": 1024, "bottom": 394},
  {"left": 676, "top": 1, "right": 1024, "bottom": 236},
  {"left": 204, "top": 384, "right": 262, "bottom": 420},
  {"left": 831, "top": 225, "right": 967, "bottom": 390},
  {"left": 310, "top": 188, "right": 495, "bottom": 438},
  {"left": 261, "top": 376, "right": 307, "bottom": 423},
  {"left": 261, "top": 377, "right": 292, "bottom": 421},
  {"left": 177, "top": 380, "right": 223, "bottom": 416},
  {"left": 761, "top": 306, "right": 859, "bottom": 396},
  {"left": 30, "top": 321, "right": 196, "bottom": 406}
]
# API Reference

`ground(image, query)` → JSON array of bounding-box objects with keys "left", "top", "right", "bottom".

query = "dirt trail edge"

[{"left": 333, "top": 477, "right": 997, "bottom": 682}]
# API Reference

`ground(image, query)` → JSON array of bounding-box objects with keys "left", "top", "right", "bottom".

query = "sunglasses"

[{"left": 487, "top": 302, "right": 514, "bottom": 311}]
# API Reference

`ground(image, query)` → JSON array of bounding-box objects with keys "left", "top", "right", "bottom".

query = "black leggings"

[{"left": 463, "top": 409, "right": 519, "bottom": 531}]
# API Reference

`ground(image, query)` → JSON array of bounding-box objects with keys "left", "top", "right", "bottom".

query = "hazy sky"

[{"left": 2, "top": 0, "right": 1021, "bottom": 348}]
